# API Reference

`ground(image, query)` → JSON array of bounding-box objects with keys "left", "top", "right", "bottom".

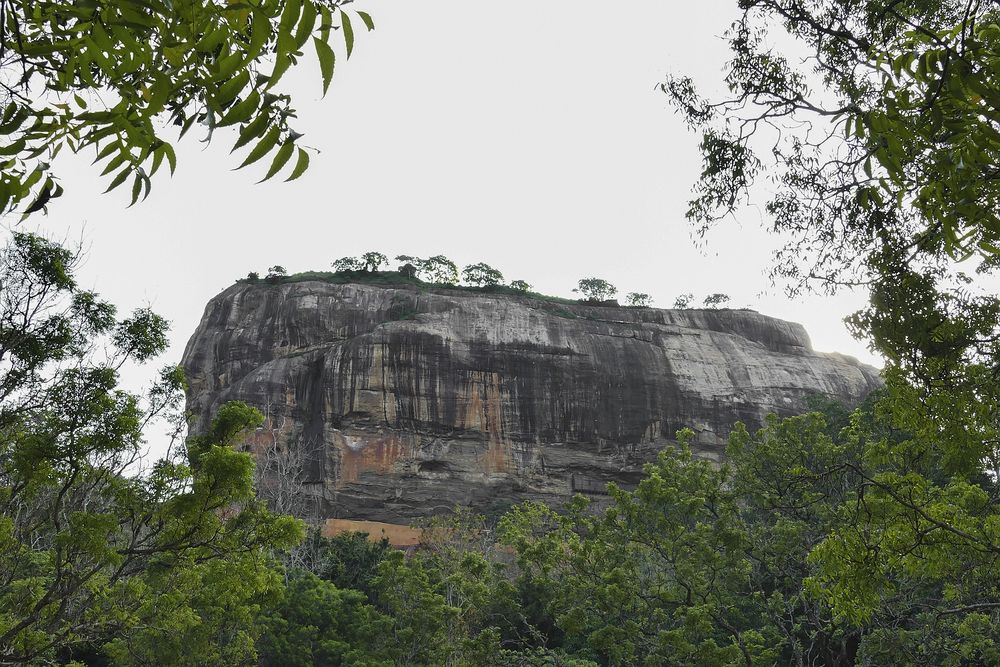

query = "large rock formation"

[{"left": 181, "top": 280, "right": 881, "bottom": 523}]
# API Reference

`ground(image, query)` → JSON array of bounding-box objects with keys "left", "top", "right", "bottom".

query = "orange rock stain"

[
  {"left": 464, "top": 371, "right": 511, "bottom": 475},
  {"left": 323, "top": 519, "right": 422, "bottom": 547},
  {"left": 335, "top": 432, "right": 409, "bottom": 486}
]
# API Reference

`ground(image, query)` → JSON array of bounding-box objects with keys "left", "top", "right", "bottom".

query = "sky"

[{"left": 30, "top": 1, "right": 880, "bottom": 444}]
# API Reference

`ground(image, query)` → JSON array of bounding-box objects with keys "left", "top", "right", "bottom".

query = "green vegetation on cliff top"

[
  {"left": 236, "top": 270, "right": 749, "bottom": 312},
  {"left": 240, "top": 269, "right": 587, "bottom": 305}
]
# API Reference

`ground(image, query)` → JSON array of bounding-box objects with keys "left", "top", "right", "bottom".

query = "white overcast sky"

[{"left": 28, "top": 1, "right": 882, "bottom": 447}]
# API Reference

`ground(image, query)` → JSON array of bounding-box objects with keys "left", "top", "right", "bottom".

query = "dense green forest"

[{"left": 2, "top": 0, "right": 1000, "bottom": 664}]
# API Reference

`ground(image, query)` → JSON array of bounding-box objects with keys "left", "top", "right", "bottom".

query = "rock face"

[{"left": 181, "top": 281, "right": 881, "bottom": 523}]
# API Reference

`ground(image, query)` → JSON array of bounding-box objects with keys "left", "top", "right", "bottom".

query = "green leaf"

[
  {"left": 104, "top": 167, "right": 131, "bottom": 193},
  {"left": 357, "top": 11, "right": 375, "bottom": 31},
  {"left": 23, "top": 181, "right": 53, "bottom": 214},
  {"left": 0, "top": 139, "right": 27, "bottom": 156},
  {"left": 0, "top": 108, "right": 29, "bottom": 134},
  {"left": 243, "top": 9, "right": 271, "bottom": 65},
  {"left": 22, "top": 166, "right": 44, "bottom": 192},
  {"left": 237, "top": 126, "right": 280, "bottom": 169},
  {"left": 267, "top": 53, "right": 293, "bottom": 90},
  {"left": 259, "top": 141, "right": 295, "bottom": 182},
  {"left": 216, "top": 71, "right": 251, "bottom": 109},
  {"left": 214, "top": 52, "right": 243, "bottom": 82},
  {"left": 318, "top": 5, "right": 333, "bottom": 42},
  {"left": 341, "top": 11, "right": 354, "bottom": 59},
  {"left": 162, "top": 142, "right": 177, "bottom": 175},
  {"left": 220, "top": 90, "right": 261, "bottom": 127},
  {"left": 150, "top": 145, "right": 165, "bottom": 176},
  {"left": 979, "top": 239, "right": 1000, "bottom": 255},
  {"left": 294, "top": 0, "right": 317, "bottom": 49},
  {"left": 178, "top": 114, "right": 197, "bottom": 140},
  {"left": 279, "top": 0, "right": 303, "bottom": 30},
  {"left": 285, "top": 147, "right": 310, "bottom": 182},
  {"left": 314, "top": 37, "right": 335, "bottom": 96},
  {"left": 232, "top": 114, "right": 270, "bottom": 152},
  {"left": 129, "top": 173, "right": 143, "bottom": 206},
  {"left": 100, "top": 153, "right": 128, "bottom": 176}
]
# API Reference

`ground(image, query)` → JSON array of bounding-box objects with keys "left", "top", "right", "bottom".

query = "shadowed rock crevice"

[{"left": 181, "top": 281, "right": 882, "bottom": 523}]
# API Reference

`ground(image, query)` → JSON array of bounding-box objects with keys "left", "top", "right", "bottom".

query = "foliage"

[
  {"left": 573, "top": 277, "right": 617, "bottom": 303},
  {"left": 331, "top": 256, "right": 364, "bottom": 272},
  {"left": 257, "top": 568, "right": 391, "bottom": 667},
  {"left": 625, "top": 292, "right": 652, "bottom": 307},
  {"left": 360, "top": 251, "right": 388, "bottom": 272},
  {"left": 663, "top": 0, "right": 1000, "bottom": 286},
  {"left": 664, "top": 2, "right": 1000, "bottom": 655},
  {"left": 395, "top": 255, "right": 459, "bottom": 285},
  {"left": 673, "top": 293, "right": 694, "bottom": 308},
  {"left": 247, "top": 271, "right": 260, "bottom": 281},
  {"left": 266, "top": 264, "right": 287, "bottom": 279},
  {"left": 307, "top": 530, "right": 390, "bottom": 602},
  {"left": 0, "top": 0, "right": 374, "bottom": 216},
  {"left": 462, "top": 262, "right": 505, "bottom": 287},
  {"left": 509, "top": 279, "right": 532, "bottom": 292},
  {"left": 332, "top": 252, "right": 387, "bottom": 273},
  {"left": 370, "top": 511, "right": 528, "bottom": 666},
  {"left": 232, "top": 402, "right": 1000, "bottom": 666},
  {"left": 0, "top": 233, "right": 302, "bottom": 664},
  {"left": 500, "top": 432, "right": 773, "bottom": 666},
  {"left": 702, "top": 293, "right": 730, "bottom": 308},
  {"left": 496, "top": 406, "right": 1000, "bottom": 665},
  {"left": 104, "top": 555, "right": 286, "bottom": 667}
]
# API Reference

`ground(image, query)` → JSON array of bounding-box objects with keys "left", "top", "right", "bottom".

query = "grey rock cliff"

[{"left": 181, "top": 281, "right": 881, "bottom": 522}]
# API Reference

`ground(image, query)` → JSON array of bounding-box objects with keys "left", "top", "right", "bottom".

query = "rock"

[{"left": 181, "top": 281, "right": 881, "bottom": 523}]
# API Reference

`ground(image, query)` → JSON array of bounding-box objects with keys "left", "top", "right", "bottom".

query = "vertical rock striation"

[{"left": 181, "top": 281, "right": 881, "bottom": 522}]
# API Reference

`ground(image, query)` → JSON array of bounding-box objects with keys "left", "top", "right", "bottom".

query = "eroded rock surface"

[{"left": 181, "top": 281, "right": 881, "bottom": 522}]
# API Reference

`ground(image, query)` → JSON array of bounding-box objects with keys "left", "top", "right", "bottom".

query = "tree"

[
  {"left": 500, "top": 431, "right": 772, "bottom": 666},
  {"left": 498, "top": 405, "right": 1000, "bottom": 665},
  {"left": 672, "top": 293, "right": 694, "bottom": 309},
  {"left": 247, "top": 271, "right": 260, "bottom": 281},
  {"left": 625, "top": 292, "right": 652, "bottom": 307},
  {"left": 257, "top": 568, "right": 391, "bottom": 667},
  {"left": 395, "top": 255, "right": 459, "bottom": 285},
  {"left": 253, "top": 421, "right": 319, "bottom": 521},
  {"left": 573, "top": 277, "right": 617, "bottom": 302},
  {"left": 0, "top": 0, "right": 375, "bottom": 216},
  {"left": 312, "top": 532, "right": 391, "bottom": 602},
  {"left": 663, "top": 0, "right": 1000, "bottom": 287},
  {"left": 423, "top": 255, "right": 459, "bottom": 285},
  {"left": 509, "top": 280, "right": 532, "bottom": 292},
  {"left": 360, "top": 252, "right": 388, "bottom": 272},
  {"left": 462, "top": 263, "right": 505, "bottom": 287},
  {"left": 702, "top": 293, "right": 730, "bottom": 308},
  {"left": 331, "top": 256, "right": 364, "bottom": 272},
  {"left": 104, "top": 555, "right": 287, "bottom": 667},
  {"left": 666, "top": 0, "right": 1000, "bottom": 642},
  {"left": 394, "top": 254, "right": 419, "bottom": 266},
  {"left": 267, "top": 265, "right": 287, "bottom": 281},
  {"left": 0, "top": 233, "right": 301, "bottom": 663},
  {"left": 397, "top": 262, "right": 419, "bottom": 279}
]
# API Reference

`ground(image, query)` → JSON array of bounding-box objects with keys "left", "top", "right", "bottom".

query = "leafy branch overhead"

[
  {"left": 663, "top": 1, "right": 1000, "bottom": 286},
  {"left": 0, "top": 0, "right": 375, "bottom": 216}
]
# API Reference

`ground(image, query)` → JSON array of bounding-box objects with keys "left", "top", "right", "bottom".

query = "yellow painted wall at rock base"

[{"left": 323, "top": 518, "right": 422, "bottom": 547}]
